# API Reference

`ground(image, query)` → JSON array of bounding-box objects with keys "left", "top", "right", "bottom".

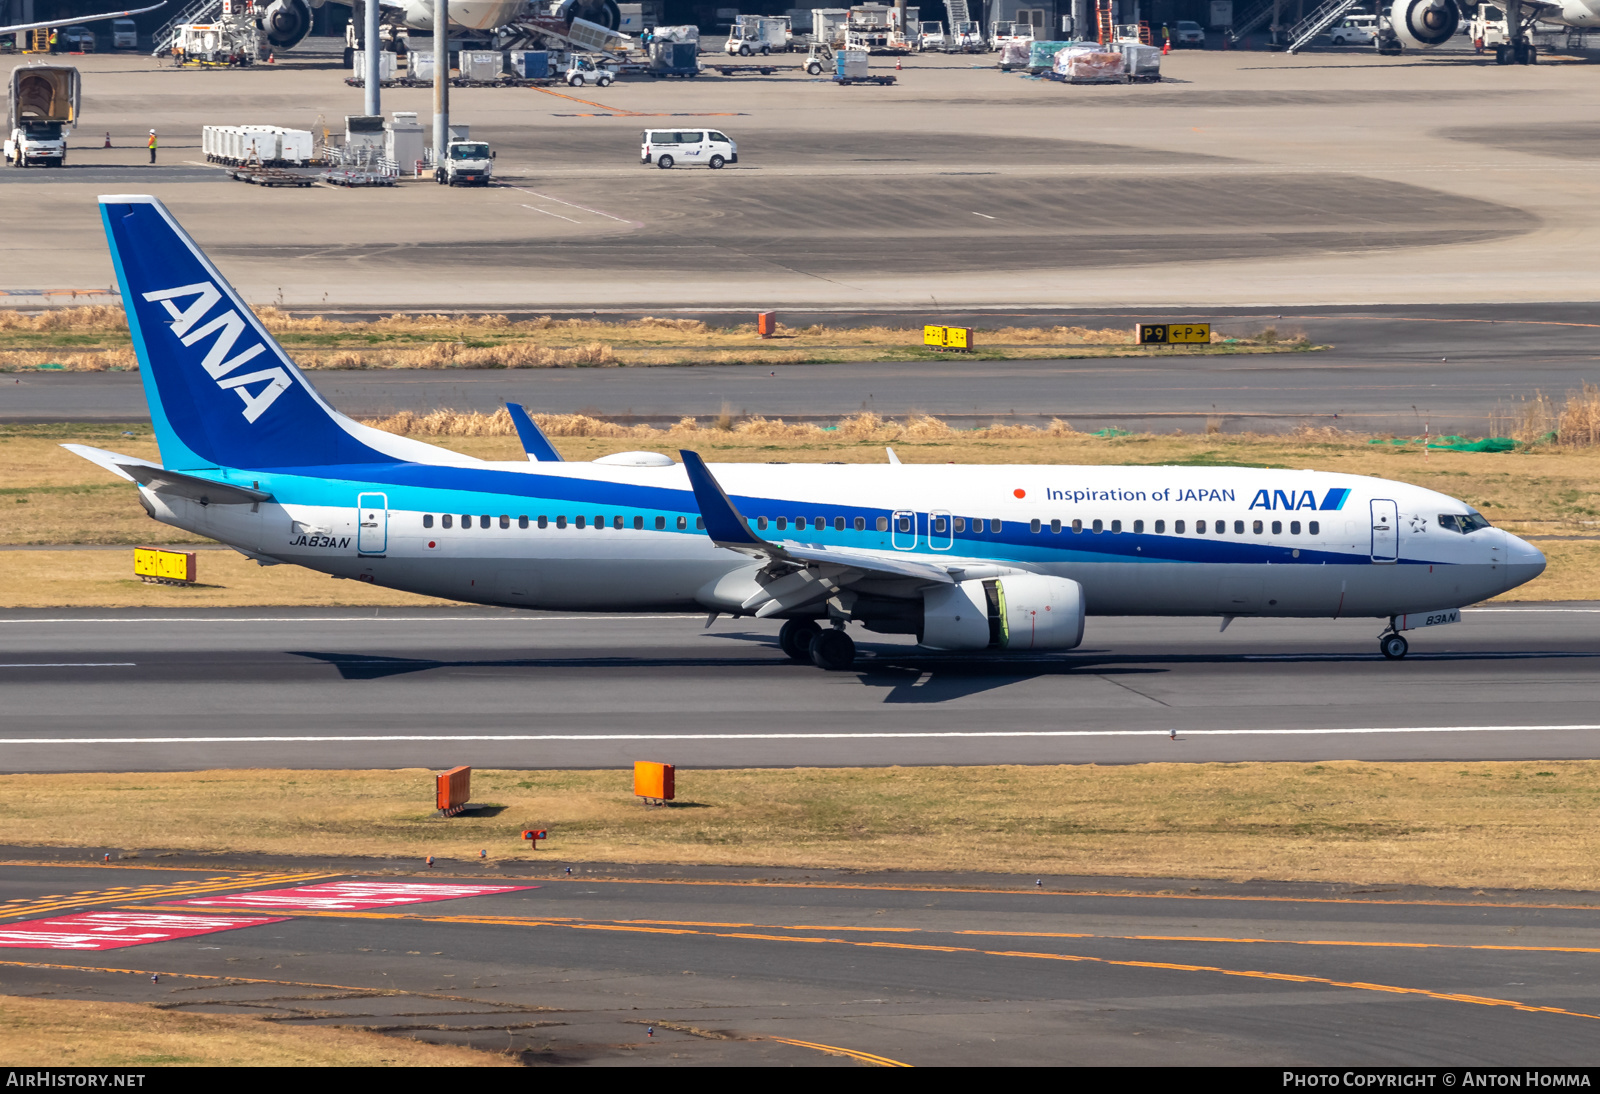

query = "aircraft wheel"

[
  {"left": 810, "top": 628, "right": 856, "bottom": 671},
  {"left": 1380, "top": 633, "right": 1409, "bottom": 660},
  {"left": 1526, "top": 44, "right": 1538, "bottom": 63},
  {"left": 778, "top": 618, "right": 821, "bottom": 661}
]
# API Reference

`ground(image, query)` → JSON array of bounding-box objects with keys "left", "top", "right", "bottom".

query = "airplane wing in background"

[{"left": 0, "top": 2, "right": 165, "bottom": 37}]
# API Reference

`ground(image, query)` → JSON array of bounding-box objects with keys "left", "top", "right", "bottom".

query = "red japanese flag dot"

[{"left": 1013, "top": 489, "right": 1026, "bottom": 499}]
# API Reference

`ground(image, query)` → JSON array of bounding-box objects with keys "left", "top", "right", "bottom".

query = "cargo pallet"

[
  {"left": 1043, "top": 70, "right": 1129, "bottom": 84},
  {"left": 833, "top": 74, "right": 896, "bottom": 84},
  {"left": 708, "top": 63, "right": 778, "bottom": 75},
  {"left": 320, "top": 168, "right": 396, "bottom": 187},
  {"left": 229, "top": 167, "right": 316, "bottom": 187},
  {"left": 648, "top": 68, "right": 701, "bottom": 77}
]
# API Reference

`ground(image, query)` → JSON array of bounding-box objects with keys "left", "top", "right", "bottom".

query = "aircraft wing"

[
  {"left": 679, "top": 449, "right": 956, "bottom": 615},
  {"left": 0, "top": 2, "right": 165, "bottom": 37}
]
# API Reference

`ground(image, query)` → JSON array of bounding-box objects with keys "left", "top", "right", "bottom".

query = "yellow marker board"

[
  {"left": 923, "top": 325, "right": 974, "bottom": 351},
  {"left": 134, "top": 547, "right": 197, "bottom": 585},
  {"left": 1137, "top": 323, "right": 1211, "bottom": 345}
]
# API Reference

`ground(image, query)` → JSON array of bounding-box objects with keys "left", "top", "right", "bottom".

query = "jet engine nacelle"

[
  {"left": 921, "top": 574, "right": 1086, "bottom": 651},
  {"left": 1391, "top": 0, "right": 1461, "bottom": 47},
  {"left": 261, "top": 0, "right": 313, "bottom": 49}
]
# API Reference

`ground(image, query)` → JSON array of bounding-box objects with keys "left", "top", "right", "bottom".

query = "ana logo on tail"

[{"left": 142, "top": 282, "right": 293, "bottom": 423}]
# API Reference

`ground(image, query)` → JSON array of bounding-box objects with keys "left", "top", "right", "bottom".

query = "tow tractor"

[
  {"left": 564, "top": 54, "right": 616, "bottom": 86},
  {"left": 800, "top": 37, "right": 834, "bottom": 74}
]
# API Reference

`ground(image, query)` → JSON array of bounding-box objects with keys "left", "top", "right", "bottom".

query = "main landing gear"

[{"left": 777, "top": 618, "right": 857, "bottom": 670}]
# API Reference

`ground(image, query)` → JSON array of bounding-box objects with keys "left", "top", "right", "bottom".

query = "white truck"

[
  {"left": 725, "top": 15, "right": 790, "bottom": 53},
  {"left": 4, "top": 65, "right": 80, "bottom": 169},
  {"left": 988, "top": 19, "right": 1034, "bottom": 51},
  {"left": 436, "top": 138, "right": 494, "bottom": 186},
  {"left": 916, "top": 19, "right": 947, "bottom": 48}
]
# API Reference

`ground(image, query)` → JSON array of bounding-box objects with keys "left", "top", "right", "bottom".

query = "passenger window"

[
  {"left": 835, "top": 517, "right": 845, "bottom": 531},
  {"left": 934, "top": 517, "right": 948, "bottom": 533},
  {"left": 1092, "top": 519, "right": 1103, "bottom": 533},
  {"left": 696, "top": 518, "right": 704, "bottom": 530},
  {"left": 897, "top": 516, "right": 911, "bottom": 533},
  {"left": 1154, "top": 519, "right": 1164, "bottom": 533},
  {"left": 519, "top": 515, "right": 529, "bottom": 529},
  {"left": 615, "top": 516, "right": 624, "bottom": 529},
  {"left": 1030, "top": 519, "right": 1041, "bottom": 533},
  {"left": 993, "top": 521, "right": 1002, "bottom": 533},
  {"left": 461, "top": 514, "right": 471, "bottom": 527},
  {"left": 1290, "top": 521, "right": 1300, "bottom": 535},
  {"left": 595, "top": 515, "right": 604, "bottom": 528},
  {"left": 538, "top": 516, "right": 548, "bottom": 529},
  {"left": 814, "top": 516, "right": 824, "bottom": 529},
  {"left": 1050, "top": 519, "right": 1061, "bottom": 533},
  {"left": 478, "top": 515, "right": 488, "bottom": 528},
  {"left": 757, "top": 517, "right": 768, "bottom": 530},
  {"left": 655, "top": 516, "right": 665, "bottom": 530},
  {"left": 442, "top": 514, "right": 452, "bottom": 529},
  {"left": 500, "top": 515, "right": 510, "bottom": 529},
  {"left": 1253, "top": 520, "right": 1263, "bottom": 535},
  {"left": 1271, "top": 520, "right": 1281, "bottom": 534},
  {"left": 1175, "top": 520, "right": 1185, "bottom": 533},
  {"left": 633, "top": 515, "right": 643, "bottom": 530},
  {"left": 1111, "top": 520, "right": 1122, "bottom": 534},
  {"left": 797, "top": 517, "right": 808, "bottom": 531},
  {"left": 854, "top": 517, "right": 865, "bottom": 531},
  {"left": 1198, "top": 520, "right": 1208, "bottom": 534},
  {"left": 876, "top": 516, "right": 888, "bottom": 531},
  {"left": 1234, "top": 520, "right": 1245, "bottom": 534},
  {"left": 676, "top": 516, "right": 687, "bottom": 529},
  {"left": 576, "top": 516, "right": 587, "bottom": 529},
  {"left": 776, "top": 517, "right": 788, "bottom": 531},
  {"left": 1072, "top": 519, "right": 1082, "bottom": 533},
  {"left": 556, "top": 516, "right": 567, "bottom": 529},
  {"left": 954, "top": 517, "right": 965, "bottom": 532},
  {"left": 1309, "top": 521, "right": 1320, "bottom": 535},
  {"left": 423, "top": 514, "right": 434, "bottom": 528},
  {"left": 1133, "top": 520, "right": 1143, "bottom": 533}
]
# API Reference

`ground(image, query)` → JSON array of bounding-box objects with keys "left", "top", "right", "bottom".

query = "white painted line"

[
  {"left": 520, "top": 203, "right": 578, "bottom": 224},
  {"left": 8, "top": 725, "right": 1600, "bottom": 745},
  {"left": 971, "top": 211, "right": 996, "bottom": 219},
  {"left": 508, "top": 186, "right": 642, "bottom": 228},
  {"left": 0, "top": 663, "right": 135, "bottom": 668}
]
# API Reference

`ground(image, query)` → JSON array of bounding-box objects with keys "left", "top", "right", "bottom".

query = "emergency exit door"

[
  {"left": 1370, "top": 498, "right": 1398, "bottom": 563},
  {"left": 357, "top": 492, "right": 388, "bottom": 555}
]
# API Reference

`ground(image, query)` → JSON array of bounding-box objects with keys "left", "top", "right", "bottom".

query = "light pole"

[
  {"left": 363, "top": 0, "right": 380, "bottom": 117},
  {"left": 433, "top": 0, "right": 448, "bottom": 173}
]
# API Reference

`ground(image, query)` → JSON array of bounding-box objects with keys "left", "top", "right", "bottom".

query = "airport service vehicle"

[
  {"left": 4, "top": 64, "right": 79, "bottom": 169},
  {"left": 436, "top": 139, "right": 494, "bottom": 185},
  {"left": 640, "top": 128, "right": 735, "bottom": 168},
  {"left": 988, "top": 18, "right": 1034, "bottom": 50},
  {"left": 949, "top": 18, "right": 983, "bottom": 49},
  {"left": 1171, "top": 19, "right": 1205, "bottom": 45},
  {"left": 1328, "top": 13, "right": 1378, "bottom": 42},
  {"left": 725, "top": 15, "right": 788, "bottom": 53},
  {"left": 72, "top": 194, "right": 1547, "bottom": 669},
  {"left": 1470, "top": 3, "right": 1512, "bottom": 46},
  {"left": 60, "top": 26, "right": 96, "bottom": 51},
  {"left": 111, "top": 18, "right": 139, "bottom": 47},
  {"left": 916, "top": 19, "right": 947, "bottom": 47},
  {"left": 800, "top": 38, "right": 834, "bottom": 72},
  {"left": 564, "top": 53, "right": 616, "bottom": 84}
]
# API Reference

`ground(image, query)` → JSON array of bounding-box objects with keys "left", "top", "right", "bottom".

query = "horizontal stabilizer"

[{"left": 123, "top": 464, "right": 272, "bottom": 505}]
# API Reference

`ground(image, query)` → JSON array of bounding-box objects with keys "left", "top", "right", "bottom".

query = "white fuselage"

[{"left": 136, "top": 460, "right": 1544, "bottom": 620}]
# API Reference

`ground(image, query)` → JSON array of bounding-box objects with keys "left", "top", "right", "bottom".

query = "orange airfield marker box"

[{"left": 634, "top": 761, "right": 675, "bottom": 801}]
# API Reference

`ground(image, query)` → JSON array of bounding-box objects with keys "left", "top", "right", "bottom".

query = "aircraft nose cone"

[{"left": 1501, "top": 529, "right": 1546, "bottom": 587}]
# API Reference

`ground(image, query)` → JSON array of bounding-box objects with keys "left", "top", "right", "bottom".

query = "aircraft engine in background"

[
  {"left": 1391, "top": 0, "right": 1462, "bottom": 47},
  {"left": 563, "top": 0, "right": 622, "bottom": 30},
  {"left": 921, "top": 575, "right": 1086, "bottom": 651},
  {"left": 261, "top": 0, "right": 313, "bottom": 48}
]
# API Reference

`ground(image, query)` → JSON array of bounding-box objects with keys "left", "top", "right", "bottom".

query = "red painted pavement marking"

[
  {"left": 172, "top": 881, "right": 536, "bottom": 912},
  {"left": 0, "top": 911, "right": 288, "bottom": 951}
]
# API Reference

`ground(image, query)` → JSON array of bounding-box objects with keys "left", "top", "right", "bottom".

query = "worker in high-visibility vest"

[
  {"left": 47, "top": 29, "right": 57, "bottom": 52},
  {"left": 148, "top": 130, "right": 157, "bottom": 164}
]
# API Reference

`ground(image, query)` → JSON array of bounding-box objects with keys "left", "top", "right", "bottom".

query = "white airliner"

[
  {"left": 1386, "top": 0, "right": 1595, "bottom": 63},
  {"left": 0, "top": 2, "right": 165, "bottom": 41},
  {"left": 68, "top": 195, "right": 1546, "bottom": 669}
]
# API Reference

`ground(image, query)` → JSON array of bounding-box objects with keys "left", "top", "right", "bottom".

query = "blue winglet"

[
  {"left": 506, "top": 402, "right": 564, "bottom": 462},
  {"left": 679, "top": 450, "right": 766, "bottom": 547}
]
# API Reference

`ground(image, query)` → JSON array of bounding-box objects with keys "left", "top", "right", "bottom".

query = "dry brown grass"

[
  {"left": 6, "top": 762, "right": 1600, "bottom": 890},
  {"left": 1494, "top": 383, "right": 1600, "bottom": 447},
  {"left": 0, "top": 995, "right": 517, "bottom": 1067},
  {"left": 0, "top": 305, "right": 126, "bottom": 332},
  {"left": 365, "top": 409, "right": 1079, "bottom": 442}
]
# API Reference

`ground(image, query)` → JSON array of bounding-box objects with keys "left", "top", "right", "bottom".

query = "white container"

[
  {"left": 352, "top": 49, "right": 396, "bottom": 81},
  {"left": 278, "top": 128, "right": 313, "bottom": 165},
  {"left": 836, "top": 48, "right": 868, "bottom": 77},
  {"left": 385, "top": 112, "right": 425, "bottom": 172},
  {"left": 409, "top": 49, "right": 435, "bottom": 80},
  {"left": 1120, "top": 41, "right": 1160, "bottom": 77},
  {"left": 461, "top": 50, "right": 501, "bottom": 81}
]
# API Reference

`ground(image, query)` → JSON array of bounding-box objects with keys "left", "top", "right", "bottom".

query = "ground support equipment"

[
  {"left": 229, "top": 166, "right": 315, "bottom": 187},
  {"left": 833, "top": 73, "right": 897, "bottom": 84},
  {"left": 320, "top": 168, "right": 396, "bottom": 187},
  {"left": 709, "top": 63, "right": 778, "bottom": 74}
]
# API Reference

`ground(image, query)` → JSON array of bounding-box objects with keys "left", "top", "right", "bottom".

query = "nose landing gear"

[{"left": 1379, "top": 631, "right": 1410, "bottom": 660}]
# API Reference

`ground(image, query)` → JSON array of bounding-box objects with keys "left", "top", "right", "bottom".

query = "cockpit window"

[{"left": 1438, "top": 512, "right": 1492, "bottom": 534}]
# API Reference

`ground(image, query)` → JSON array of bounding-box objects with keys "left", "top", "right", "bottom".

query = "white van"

[
  {"left": 640, "top": 128, "right": 737, "bottom": 169},
  {"left": 111, "top": 19, "right": 138, "bottom": 49},
  {"left": 1329, "top": 14, "right": 1377, "bottom": 44}
]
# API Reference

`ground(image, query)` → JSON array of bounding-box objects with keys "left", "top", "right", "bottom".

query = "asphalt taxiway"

[
  {"left": 2, "top": 605, "right": 1598, "bottom": 773},
  {"left": 3, "top": 859, "right": 1600, "bottom": 1065}
]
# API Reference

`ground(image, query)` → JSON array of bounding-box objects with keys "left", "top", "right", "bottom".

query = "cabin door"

[
  {"left": 357, "top": 492, "right": 388, "bottom": 555},
  {"left": 1370, "top": 499, "right": 1398, "bottom": 563}
]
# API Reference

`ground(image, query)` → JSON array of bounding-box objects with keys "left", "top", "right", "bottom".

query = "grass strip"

[
  {"left": 5, "top": 763, "right": 1600, "bottom": 892},
  {"left": 0, "top": 995, "right": 517, "bottom": 1067}
]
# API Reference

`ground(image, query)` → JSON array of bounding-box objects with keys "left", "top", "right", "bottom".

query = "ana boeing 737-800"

[{"left": 67, "top": 195, "right": 1546, "bottom": 668}]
